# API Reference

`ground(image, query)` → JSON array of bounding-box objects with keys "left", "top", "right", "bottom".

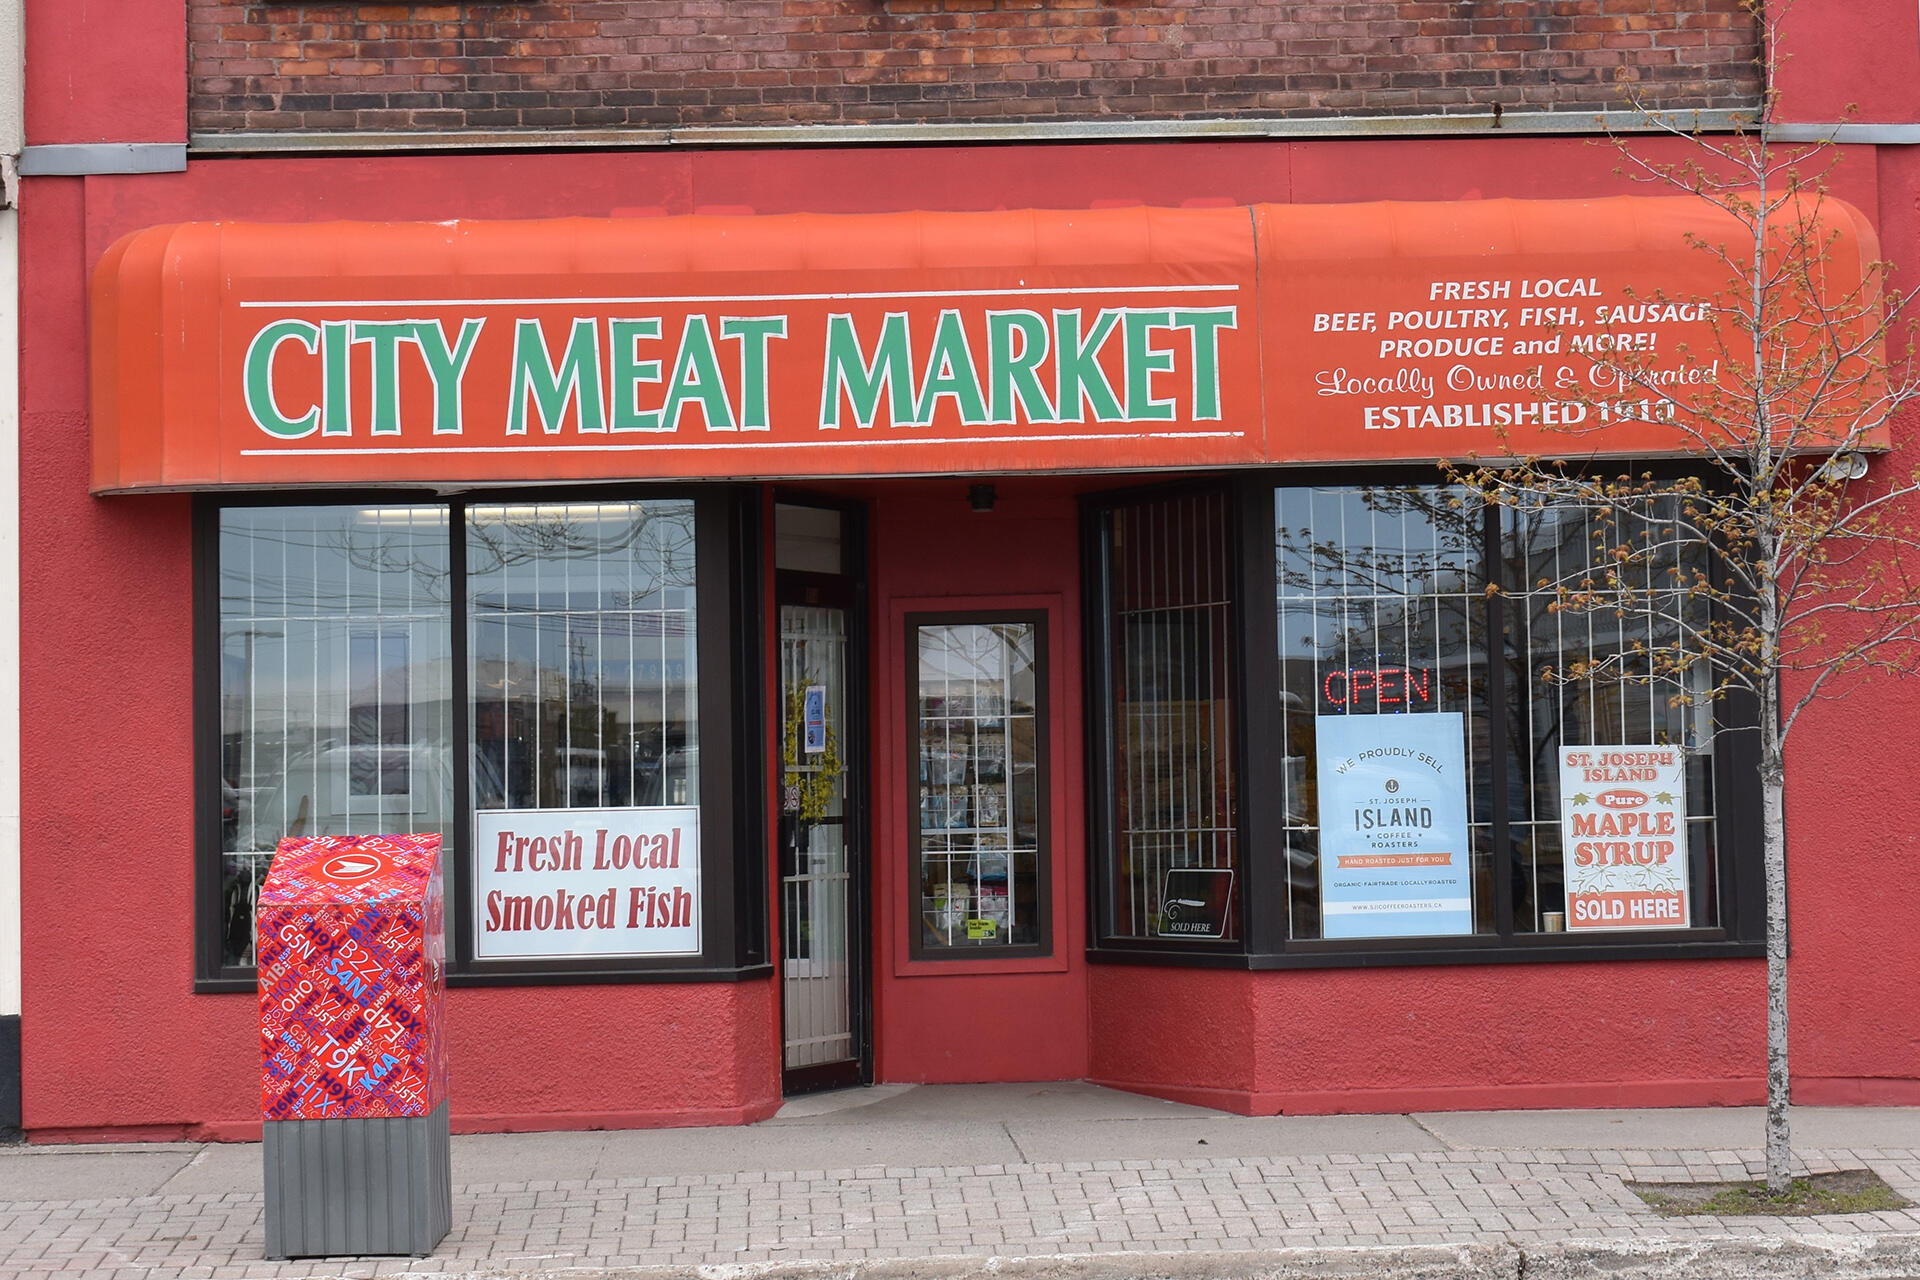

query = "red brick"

[{"left": 188, "top": 0, "right": 1761, "bottom": 133}]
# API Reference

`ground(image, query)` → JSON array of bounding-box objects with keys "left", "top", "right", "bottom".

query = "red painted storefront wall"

[
  {"left": 867, "top": 480, "right": 1091, "bottom": 1085},
  {"left": 1087, "top": 963, "right": 1769, "bottom": 1116},
  {"left": 20, "top": 128, "right": 1920, "bottom": 1134}
]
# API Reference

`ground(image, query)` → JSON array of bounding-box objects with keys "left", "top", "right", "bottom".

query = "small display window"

[{"left": 908, "top": 614, "right": 1049, "bottom": 958}]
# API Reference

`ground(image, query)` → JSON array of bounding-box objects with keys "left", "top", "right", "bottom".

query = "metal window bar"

[
  {"left": 1106, "top": 491, "right": 1236, "bottom": 941},
  {"left": 1503, "top": 494, "right": 1719, "bottom": 932},
  {"left": 218, "top": 507, "right": 452, "bottom": 969},
  {"left": 1272, "top": 486, "right": 1489, "bottom": 940}
]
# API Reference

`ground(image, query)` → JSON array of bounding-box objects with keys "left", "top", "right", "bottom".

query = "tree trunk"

[{"left": 1762, "top": 715, "right": 1792, "bottom": 1192}]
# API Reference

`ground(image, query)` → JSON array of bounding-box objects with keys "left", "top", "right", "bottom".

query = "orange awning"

[{"left": 90, "top": 197, "right": 1883, "bottom": 493}]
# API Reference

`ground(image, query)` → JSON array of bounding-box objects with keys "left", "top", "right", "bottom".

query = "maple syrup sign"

[{"left": 1557, "top": 747, "right": 1690, "bottom": 931}]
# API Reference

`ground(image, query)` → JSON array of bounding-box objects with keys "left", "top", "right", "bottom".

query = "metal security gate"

[{"left": 775, "top": 502, "right": 868, "bottom": 1094}]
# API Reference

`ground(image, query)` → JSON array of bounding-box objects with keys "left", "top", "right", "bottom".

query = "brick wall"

[{"left": 189, "top": 1, "right": 1762, "bottom": 135}]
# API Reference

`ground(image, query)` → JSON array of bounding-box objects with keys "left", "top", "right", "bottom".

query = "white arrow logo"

[{"left": 321, "top": 853, "right": 387, "bottom": 882}]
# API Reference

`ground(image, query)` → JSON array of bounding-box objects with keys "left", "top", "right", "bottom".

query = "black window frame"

[
  {"left": 1079, "top": 477, "right": 1246, "bottom": 960},
  {"left": 193, "top": 484, "right": 768, "bottom": 993},
  {"left": 905, "top": 609, "right": 1054, "bottom": 962},
  {"left": 1082, "top": 468, "right": 1765, "bottom": 971}
]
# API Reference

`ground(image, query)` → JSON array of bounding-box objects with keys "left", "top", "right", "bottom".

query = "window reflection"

[
  {"left": 1275, "top": 486, "right": 1489, "bottom": 939},
  {"left": 466, "top": 502, "right": 699, "bottom": 815},
  {"left": 913, "top": 620, "right": 1046, "bottom": 953},
  {"left": 1501, "top": 496, "right": 1718, "bottom": 930},
  {"left": 218, "top": 506, "right": 454, "bottom": 968},
  {"left": 1271, "top": 484, "right": 1719, "bottom": 940}
]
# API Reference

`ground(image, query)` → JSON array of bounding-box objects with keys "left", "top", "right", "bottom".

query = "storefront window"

[
  {"left": 216, "top": 506, "right": 454, "bottom": 967},
  {"left": 199, "top": 491, "right": 760, "bottom": 987},
  {"left": 1087, "top": 477, "right": 1747, "bottom": 962},
  {"left": 1101, "top": 490, "right": 1238, "bottom": 944},
  {"left": 910, "top": 616, "right": 1048, "bottom": 956},
  {"left": 467, "top": 502, "right": 698, "bottom": 814},
  {"left": 1274, "top": 486, "right": 1493, "bottom": 940},
  {"left": 467, "top": 501, "right": 702, "bottom": 961},
  {"left": 1501, "top": 495, "right": 1718, "bottom": 932},
  {"left": 1272, "top": 483, "right": 1722, "bottom": 945}
]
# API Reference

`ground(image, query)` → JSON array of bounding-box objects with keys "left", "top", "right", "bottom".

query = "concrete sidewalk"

[{"left": 6, "top": 1084, "right": 1920, "bottom": 1279}]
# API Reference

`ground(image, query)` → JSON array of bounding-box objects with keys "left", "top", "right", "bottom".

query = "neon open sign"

[{"left": 1320, "top": 664, "right": 1436, "bottom": 712}]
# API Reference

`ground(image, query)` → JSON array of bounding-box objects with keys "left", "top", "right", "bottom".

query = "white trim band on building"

[
  {"left": 188, "top": 109, "right": 1764, "bottom": 155},
  {"left": 1766, "top": 122, "right": 1920, "bottom": 144},
  {"left": 37, "top": 120, "right": 1920, "bottom": 171},
  {"left": 19, "top": 142, "right": 187, "bottom": 175}
]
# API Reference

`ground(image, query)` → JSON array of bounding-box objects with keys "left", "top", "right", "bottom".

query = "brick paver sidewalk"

[{"left": 4, "top": 1145, "right": 1920, "bottom": 1279}]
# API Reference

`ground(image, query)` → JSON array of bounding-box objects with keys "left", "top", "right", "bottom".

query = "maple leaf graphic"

[
  {"left": 1655, "top": 791, "right": 1676, "bottom": 805},
  {"left": 1570, "top": 792, "right": 1591, "bottom": 806}
]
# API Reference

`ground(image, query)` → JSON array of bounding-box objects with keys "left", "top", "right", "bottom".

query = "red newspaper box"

[{"left": 257, "top": 833, "right": 450, "bottom": 1257}]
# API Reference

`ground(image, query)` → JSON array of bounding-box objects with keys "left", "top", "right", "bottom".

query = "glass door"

[{"left": 775, "top": 502, "right": 868, "bottom": 1093}]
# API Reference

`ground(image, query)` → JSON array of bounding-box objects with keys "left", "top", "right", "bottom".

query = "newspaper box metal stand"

[{"left": 257, "top": 834, "right": 451, "bottom": 1259}]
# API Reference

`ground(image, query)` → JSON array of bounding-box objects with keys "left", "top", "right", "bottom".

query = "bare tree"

[{"left": 1450, "top": 0, "right": 1920, "bottom": 1193}]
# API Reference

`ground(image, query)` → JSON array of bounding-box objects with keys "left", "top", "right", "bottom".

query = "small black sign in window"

[{"left": 1158, "top": 868, "right": 1234, "bottom": 940}]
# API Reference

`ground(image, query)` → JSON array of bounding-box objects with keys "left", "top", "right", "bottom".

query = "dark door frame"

[{"left": 774, "top": 493, "right": 874, "bottom": 1095}]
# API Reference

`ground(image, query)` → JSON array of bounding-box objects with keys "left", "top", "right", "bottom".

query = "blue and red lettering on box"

[{"left": 257, "top": 834, "right": 447, "bottom": 1121}]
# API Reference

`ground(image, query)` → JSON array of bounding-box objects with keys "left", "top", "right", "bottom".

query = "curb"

[
  {"left": 275, "top": 1237, "right": 1920, "bottom": 1280},
  {"left": 379, "top": 1249, "right": 1516, "bottom": 1280},
  {"left": 1525, "top": 1235, "right": 1920, "bottom": 1278}
]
